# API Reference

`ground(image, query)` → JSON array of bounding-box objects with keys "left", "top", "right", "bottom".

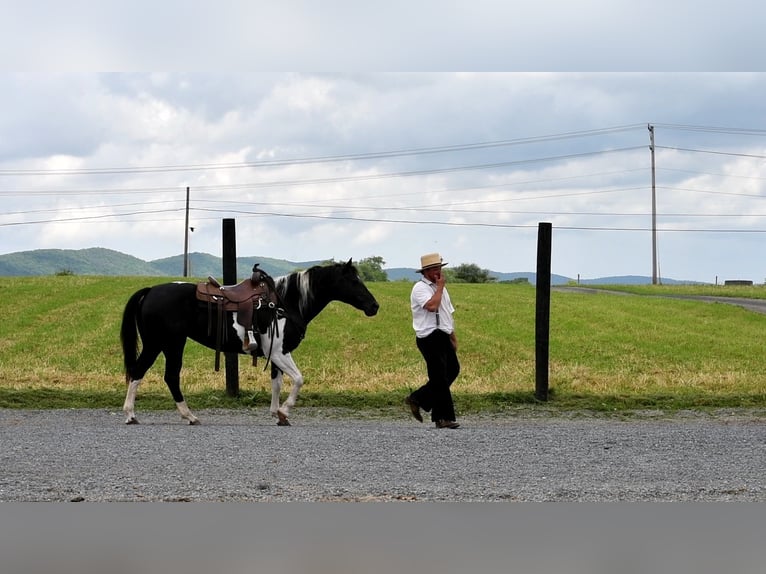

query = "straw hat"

[{"left": 417, "top": 252, "right": 448, "bottom": 273}]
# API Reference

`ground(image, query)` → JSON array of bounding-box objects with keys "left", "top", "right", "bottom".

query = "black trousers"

[{"left": 412, "top": 330, "right": 461, "bottom": 422}]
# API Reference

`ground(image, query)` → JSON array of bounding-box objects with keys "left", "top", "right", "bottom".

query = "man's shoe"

[
  {"left": 435, "top": 420, "right": 460, "bottom": 429},
  {"left": 404, "top": 396, "right": 423, "bottom": 422}
]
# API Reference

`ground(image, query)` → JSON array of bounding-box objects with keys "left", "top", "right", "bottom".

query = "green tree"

[
  {"left": 452, "top": 263, "right": 496, "bottom": 283},
  {"left": 356, "top": 256, "right": 388, "bottom": 282}
]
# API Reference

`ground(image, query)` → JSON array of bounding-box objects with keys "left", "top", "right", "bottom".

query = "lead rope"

[{"left": 262, "top": 303, "right": 280, "bottom": 372}]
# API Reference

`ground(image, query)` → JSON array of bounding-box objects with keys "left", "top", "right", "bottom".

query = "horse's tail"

[{"left": 120, "top": 287, "right": 151, "bottom": 382}]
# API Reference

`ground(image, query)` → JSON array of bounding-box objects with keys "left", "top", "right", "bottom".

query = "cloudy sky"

[{"left": 1, "top": 5, "right": 765, "bottom": 283}]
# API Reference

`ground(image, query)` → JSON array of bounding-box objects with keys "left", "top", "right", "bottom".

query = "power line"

[
  {"left": 0, "top": 146, "right": 648, "bottom": 195},
  {"left": 1, "top": 199, "right": 185, "bottom": 217},
  {"left": 6, "top": 181, "right": 766, "bottom": 226},
  {"left": 6, "top": 202, "right": 766, "bottom": 233},
  {"left": 652, "top": 123, "right": 766, "bottom": 136},
  {"left": 0, "top": 208, "right": 183, "bottom": 227},
  {"left": 0, "top": 187, "right": 641, "bottom": 224},
  {"left": 3, "top": 123, "right": 766, "bottom": 240},
  {"left": 656, "top": 146, "right": 766, "bottom": 160},
  {"left": 191, "top": 207, "right": 766, "bottom": 233},
  {"left": 659, "top": 186, "right": 766, "bottom": 199},
  {"left": 658, "top": 167, "right": 766, "bottom": 181},
  {"left": 0, "top": 124, "right": 645, "bottom": 176},
  {"left": 0, "top": 167, "right": 651, "bottom": 202},
  {"left": 0, "top": 186, "right": 186, "bottom": 197}
]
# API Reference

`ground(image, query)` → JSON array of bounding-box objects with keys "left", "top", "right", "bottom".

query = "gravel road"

[
  {"left": 2, "top": 408, "right": 764, "bottom": 501},
  {"left": 553, "top": 286, "right": 766, "bottom": 315}
]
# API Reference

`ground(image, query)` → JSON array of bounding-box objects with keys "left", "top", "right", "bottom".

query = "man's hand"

[{"left": 449, "top": 332, "right": 458, "bottom": 351}]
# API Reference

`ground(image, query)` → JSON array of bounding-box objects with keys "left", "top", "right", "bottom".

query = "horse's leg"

[
  {"left": 269, "top": 365, "right": 284, "bottom": 422},
  {"left": 123, "top": 346, "right": 161, "bottom": 425},
  {"left": 122, "top": 378, "right": 142, "bottom": 425},
  {"left": 163, "top": 340, "right": 199, "bottom": 425},
  {"left": 269, "top": 353, "right": 303, "bottom": 426}
]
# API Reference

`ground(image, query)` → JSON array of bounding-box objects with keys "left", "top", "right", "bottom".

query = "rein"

[{"left": 258, "top": 303, "right": 283, "bottom": 372}]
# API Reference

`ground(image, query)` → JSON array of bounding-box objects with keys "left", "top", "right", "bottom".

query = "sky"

[{"left": 1, "top": 5, "right": 765, "bottom": 283}]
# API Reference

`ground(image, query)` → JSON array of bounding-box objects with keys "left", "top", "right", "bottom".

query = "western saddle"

[{"left": 196, "top": 264, "right": 280, "bottom": 368}]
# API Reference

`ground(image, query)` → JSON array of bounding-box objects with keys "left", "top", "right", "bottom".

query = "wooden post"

[
  {"left": 183, "top": 186, "right": 190, "bottom": 277},
  {"left": 222, "top": 218, "right": 239, "bottom": 397},
  {"left": 535, "top": 222, "right": 552, "bottom": 401}
]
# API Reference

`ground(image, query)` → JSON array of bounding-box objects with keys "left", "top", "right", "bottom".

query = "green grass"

[{"left": 1, "top": 276, "right": 765, "bottom": 414}]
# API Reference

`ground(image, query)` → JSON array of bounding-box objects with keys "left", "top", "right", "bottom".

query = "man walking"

[{"left": 406, "top": 253, "right": 461, "bottom": 429}]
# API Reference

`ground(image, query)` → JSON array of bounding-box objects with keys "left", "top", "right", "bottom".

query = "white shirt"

[{"left": 411, "top": 278, "right": 455, "bottom": 338}]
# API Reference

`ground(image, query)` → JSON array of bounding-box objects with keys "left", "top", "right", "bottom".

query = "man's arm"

[{"left": 423, "top": 271, "right": 445, "bottom": 312}]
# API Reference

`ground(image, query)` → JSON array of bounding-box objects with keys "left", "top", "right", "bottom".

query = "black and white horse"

[{"left": 120, "top": 259, "right": 379, "bottom": 425}]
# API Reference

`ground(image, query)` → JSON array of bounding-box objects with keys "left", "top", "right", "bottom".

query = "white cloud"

[{"left": 2, "top": 72, "right": 766, "bottom": 282}]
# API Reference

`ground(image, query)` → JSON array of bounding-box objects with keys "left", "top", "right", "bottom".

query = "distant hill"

[
  {"left": 575, "top": 275, "right": 700, "bottom": 286},
  {"left": 386, "top": 267, "right": 572, "bottom": 285},
  {"left": 0, "top": 248, "right": 704, "bottom": 284},
  {"left": 384, "top": 268, "right": 423, "bottom": 282},
  {"left": 0, "top": 248, "right": 325, "bottom": 279},
  {"left": 151, "top": 253, "right": 325, "bottom": 279},
  {"left": 0, "top": 248, "right": 161, "bottom": 276}
]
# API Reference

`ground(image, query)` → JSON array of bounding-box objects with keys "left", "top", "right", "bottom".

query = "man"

[{"left": 406, "top": 253, "right": 461, "bottom": 429}]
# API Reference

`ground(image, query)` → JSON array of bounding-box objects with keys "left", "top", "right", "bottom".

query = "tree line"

[{"left": 347, "top": 256, "right": 498, "bottom": 283}]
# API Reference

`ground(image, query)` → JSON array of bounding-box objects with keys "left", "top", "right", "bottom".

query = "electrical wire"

[
  {"left": 0, "top": 124, "right": 645, "bottom": 176},
  {"left": 656, "top": 146, "right": 766, "bottom": 160},
  {"left": 2, "top": 123, "right": 766, "bottom": 237}
]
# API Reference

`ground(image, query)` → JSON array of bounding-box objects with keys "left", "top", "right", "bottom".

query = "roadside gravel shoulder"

[{"left": 2, "top": 407, "right": 764, "bottom": 502}]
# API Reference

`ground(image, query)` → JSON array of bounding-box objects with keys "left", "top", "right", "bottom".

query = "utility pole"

[
  {"left": 183, "top": 186, "right": 190, "bottom": 277},
  {"left": 648, "top": 124, "right": 658, "bottom": 285}
]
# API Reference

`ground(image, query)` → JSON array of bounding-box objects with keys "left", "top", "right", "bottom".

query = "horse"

[{"left": 120, "top": 259, "right": 379, "bottom": 426}]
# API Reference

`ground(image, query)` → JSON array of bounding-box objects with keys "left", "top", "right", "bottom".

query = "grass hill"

[
  {"left": 0, "top": 248, "right": 161, "bottom": 276},
  {"left": 1, "top": 276, "right": 765, "bottom": 412},
  {"left": 0, "top": 247, "right": 701, "bottom": 284},
  {"left": 0, "top": 248, "right": 324, "bottom": 279}
]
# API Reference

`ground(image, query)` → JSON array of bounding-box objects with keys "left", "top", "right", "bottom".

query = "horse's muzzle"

[{"left": 364, "top": 302, "right": 380, "bottom": 316}]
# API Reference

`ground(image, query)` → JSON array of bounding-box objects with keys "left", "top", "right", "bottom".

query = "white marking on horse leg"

[
  {"left": 123, "top": 379, "right": 142, "bottom": 424},
  {"left": 270, "top": 371, "right": 283, "bottom": 418},
  {"left": 176, "top": 401, "right": 200, "bottom": 425},
  {"left": 272, "top": 353, "right": 303, "bottom": 426}
]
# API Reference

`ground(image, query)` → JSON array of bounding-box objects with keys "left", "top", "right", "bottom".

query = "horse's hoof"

[
  {"left": 276, "top": 411, "right": 291, "bottom": 426},
  {"left": 125, "top": 417, "right": 139, "bottom": 425}
]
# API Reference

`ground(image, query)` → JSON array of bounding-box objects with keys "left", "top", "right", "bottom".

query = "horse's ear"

[{"left": 345, "top": 258, "right": 353, "bottom": 267}]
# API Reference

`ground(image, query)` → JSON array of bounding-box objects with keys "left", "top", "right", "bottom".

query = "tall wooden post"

[
  {"left": 183, "top": 186, "right": 190, "bottom": 277},
  {"left": 649, "top": 124, "right": 658, "bottom": 285},
  {"left": 222, "top": 218, "right": 239, "bottom": 397},
  {"left": 535, "top": 222, "right": 552, "bottom": 401}
]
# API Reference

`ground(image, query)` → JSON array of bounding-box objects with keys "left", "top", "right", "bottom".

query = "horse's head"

[{"left": 330, "top": 259, "right": 379, "bottom": 317}]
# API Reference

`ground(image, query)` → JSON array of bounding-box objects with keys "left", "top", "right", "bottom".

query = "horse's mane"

[
  {"left": 275, "top": 267, "right": 314, "bottom": 317},
  {"left": 275, "top": 261, "right": 358, "bottom": 320}
]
